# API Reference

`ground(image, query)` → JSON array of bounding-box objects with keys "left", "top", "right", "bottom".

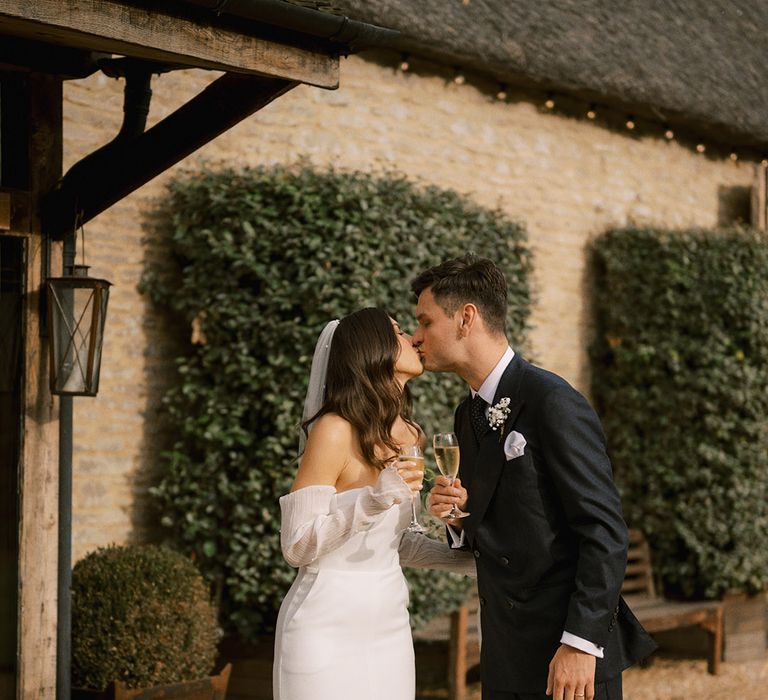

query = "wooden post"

[
  {"left": 448, "top": 606, "right": 468, "bottom": 700},
  {"left": 0, "top": 191, "right": 10, "bottom": 229},
  {"left": 703, "top": 606, "right": 723, "bottom": 675},
  {"left": 16, "top": 72, "right": 62, "bottom": 700},
  {"left": 751, "top": 163, "right": 767, "bottom": 231}
]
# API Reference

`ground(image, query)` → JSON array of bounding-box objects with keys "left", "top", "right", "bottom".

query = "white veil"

[{"left": 298, "top": 319, "right": 340, "bottom": 455}]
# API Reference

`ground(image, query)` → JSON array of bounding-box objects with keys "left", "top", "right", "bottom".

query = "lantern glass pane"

[{"left": 48, "top": 278, "right": 110, "bottom": 396}]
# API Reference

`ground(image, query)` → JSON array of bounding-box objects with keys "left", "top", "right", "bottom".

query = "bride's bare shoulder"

[
  {"left": 291, "top": 414, "right": 354, "bottom": 492},
  {"left": 310, "top": 413, "right": 354, "bottom": 441}
]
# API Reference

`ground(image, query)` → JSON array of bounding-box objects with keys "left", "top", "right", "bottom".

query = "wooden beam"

[
  {"left": 0, "top": 35, "right": 104, "bottom": 78},
  {"left": 17, "top": 72, "right": 62, "bottom": 700},
  {"left": 0, "top": 0, "right": 338, "bottom": 88},
  {"left": 44, "top": 73, "right": 297, "bottom": 239}
]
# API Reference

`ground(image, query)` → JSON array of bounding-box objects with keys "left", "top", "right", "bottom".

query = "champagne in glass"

[
  {"left": 433, "top": 432, "right": 469, "bottom": 519},
  {"left": 434, "top": 445, "right": 460, "bottom": 480},
  {"left": 398, "top": 445, "right": 426, "bottom": 533}
]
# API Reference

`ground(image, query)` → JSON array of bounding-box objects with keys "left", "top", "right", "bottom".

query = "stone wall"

[{"left": 65, "top": 56, "right": 756, "bottom": 560}]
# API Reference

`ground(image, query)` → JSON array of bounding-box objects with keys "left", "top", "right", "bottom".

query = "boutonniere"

[{"left": 488, "top": 397, "right": 511, "bottom": 435}]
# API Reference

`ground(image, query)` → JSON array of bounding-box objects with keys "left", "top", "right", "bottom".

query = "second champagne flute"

[
  {"left": 398, "top": 445, "right": 426, "bottom": 533},
  {"left": 433, "top": 432, "right": 469, "bottom": 519}
]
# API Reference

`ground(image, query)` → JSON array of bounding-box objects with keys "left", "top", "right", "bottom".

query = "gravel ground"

[
  {"left": 417, "top": 656, "right": 768, "bottom": 700},
  {"left": 623, "top": 657, "right": 767, "bottom": 700}
]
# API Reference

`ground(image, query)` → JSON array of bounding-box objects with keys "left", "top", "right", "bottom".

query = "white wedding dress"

[{"left": 273, "top": 467, "right": 475, "bottom": 700}]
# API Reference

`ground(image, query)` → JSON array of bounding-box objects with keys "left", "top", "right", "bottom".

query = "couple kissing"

[{"left": 272, "top": 254, "right": 656, "bottom": 700}]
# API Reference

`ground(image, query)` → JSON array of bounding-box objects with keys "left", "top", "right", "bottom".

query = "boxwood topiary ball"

[{"left": 71, "top": 544, "right": 219, "bottom": 690}]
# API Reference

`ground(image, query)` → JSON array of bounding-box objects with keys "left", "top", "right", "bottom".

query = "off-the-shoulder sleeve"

[
  {"left": 398, "top": 532, "right": 476, "bottom": 577},
  {"left": 279, "top": 467, "right": 411, "bottom": 568}
]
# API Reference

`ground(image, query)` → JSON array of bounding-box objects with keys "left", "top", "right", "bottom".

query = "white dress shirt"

[{"left": 446, "top": 347, "right": 604, "bottom": 658}]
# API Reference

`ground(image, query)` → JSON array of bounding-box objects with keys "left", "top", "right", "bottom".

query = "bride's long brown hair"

[{"left": 303, "top": 308, "right": 419, "bottom": 469}]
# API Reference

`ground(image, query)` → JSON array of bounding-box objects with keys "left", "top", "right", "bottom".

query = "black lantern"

[{"left": 47, "top": 264, "right": 111, "bottom": 396}]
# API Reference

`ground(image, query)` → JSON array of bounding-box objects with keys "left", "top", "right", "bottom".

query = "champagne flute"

[
  {"left": 398, "top": 445, "right": 426, "bottom": 533},
  {"left": 433, "top": 432, "right": 469, "bottom": 519}
]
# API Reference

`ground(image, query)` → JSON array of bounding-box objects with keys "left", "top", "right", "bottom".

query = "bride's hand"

[
  {"left": 395, "top": 460, "right": 424, "bottom": 493},
  {"left": 428, "top": 476, "right": 468, "bottom": 522},
  {"left": 375, "top": 466, "right": 415, "bottom": 505}
]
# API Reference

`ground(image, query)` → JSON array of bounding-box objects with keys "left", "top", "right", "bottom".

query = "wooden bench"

[
  {"left": 622, "top": 528, "right": 723, "bottom": 675},
  {"left": 416, "top": 529, "right": 724, "bottom": 700},
  {"left": 413, "top": 595, "right": 480, "bottom": 700}
]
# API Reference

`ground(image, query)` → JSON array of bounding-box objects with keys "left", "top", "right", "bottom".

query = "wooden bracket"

[{"left": 43, "top": 73, "right": 297, "bottom": 239}]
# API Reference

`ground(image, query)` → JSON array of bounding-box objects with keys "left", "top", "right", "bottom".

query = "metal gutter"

[{"left": 178, "top": 0, "right": 398, "bottom": 52}]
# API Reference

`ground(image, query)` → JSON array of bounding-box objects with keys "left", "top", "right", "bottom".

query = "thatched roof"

[{"left": 288, "top": 0, "right": 768, "bottom": 151}]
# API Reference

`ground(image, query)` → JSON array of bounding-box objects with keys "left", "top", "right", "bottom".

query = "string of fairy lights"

[{"left": 393, "top": 50, "right": 768, "bottom": 168}]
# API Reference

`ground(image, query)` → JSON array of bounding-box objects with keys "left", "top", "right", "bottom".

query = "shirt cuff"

[
  {"left": 446, "top": 524, "right": 465, "bottom": 549},
  {"left": 561, "top": 631, "right": 604, "bottom": 658}
]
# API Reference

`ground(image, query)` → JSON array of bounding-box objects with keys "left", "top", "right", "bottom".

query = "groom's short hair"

[{"left": 411, "top": 254, "right": 507, "bottom": 335}]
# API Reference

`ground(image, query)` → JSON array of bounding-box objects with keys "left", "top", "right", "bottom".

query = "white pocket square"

[{"left": 504, "top": 430, "right": 527, "bottom": 460}]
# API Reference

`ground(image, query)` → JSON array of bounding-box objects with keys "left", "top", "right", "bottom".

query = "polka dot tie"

[{"left": 471, "top": 394, "right": 488, "bottom": 441}]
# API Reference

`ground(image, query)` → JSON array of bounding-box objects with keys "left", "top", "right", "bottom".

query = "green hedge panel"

[
  {"left": 591, "top": 227, "right": 768, "bottom": 598},
  {"left": 142, "top": 164, "right": 533, "bottom": 640}
]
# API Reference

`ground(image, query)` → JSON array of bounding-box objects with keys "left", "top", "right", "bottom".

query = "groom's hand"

[
  {"left": 427, "top": 476, "right": 468, "bottom": 523},
  {"left": 546, "top": 644, "right": 596, "bottom": 700}
]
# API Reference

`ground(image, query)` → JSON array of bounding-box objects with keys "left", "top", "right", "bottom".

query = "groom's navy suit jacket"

[{"left": 455, "top": 354, "right": 656, "bottom": 693}]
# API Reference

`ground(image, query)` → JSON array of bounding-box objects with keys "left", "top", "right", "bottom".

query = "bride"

[{"left": 273, "top": 308, "right": 475, "bottom": 700}]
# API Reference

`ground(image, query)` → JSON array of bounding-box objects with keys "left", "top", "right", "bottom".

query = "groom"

[{"left": 411, "top": 255, "right": 655, "bottom": 700}]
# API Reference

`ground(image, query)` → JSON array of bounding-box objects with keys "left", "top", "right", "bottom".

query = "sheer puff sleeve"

[
  {"left": 279, "top": 467, "right": 411, "bottom": 568},
  {"left": 398, "top": 531, "right": 476, "bottom": 577}
]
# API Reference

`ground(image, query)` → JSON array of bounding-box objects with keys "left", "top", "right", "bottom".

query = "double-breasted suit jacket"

[{"left": 454, "top": 354, "right": 656, "bottom": 693}]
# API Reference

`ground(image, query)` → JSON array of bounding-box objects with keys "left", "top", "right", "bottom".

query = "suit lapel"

[
  {"left": 464, "top": 354, "right": 526, "bottom": 538},
  {"left": 455, "top": 394, "right": 477, "bottom": 490}
]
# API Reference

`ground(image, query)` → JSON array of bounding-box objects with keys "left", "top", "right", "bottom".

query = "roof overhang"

[
  {"left": 0, "top": 0, "right": 339, "bottom": 88},
  {"left": 0, "top": 0, "right": 400, "bottom": 239}
]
